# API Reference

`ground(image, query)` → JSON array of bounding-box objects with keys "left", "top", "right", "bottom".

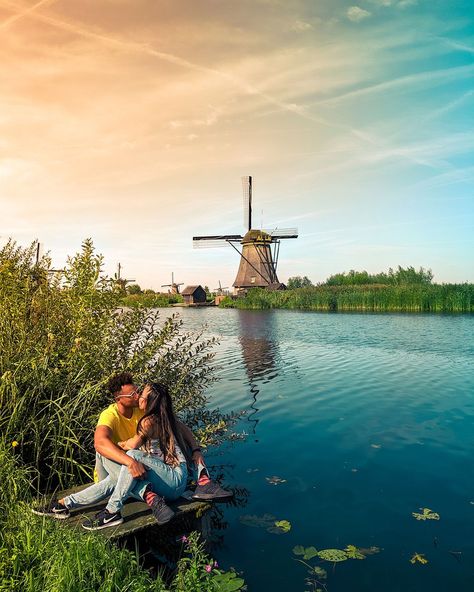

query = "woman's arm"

[
  {"left": 118, "top": 434, "right": 144, "bottom": 450},
  {"left": 177, "top": 420, "right": 205, "bottom": 466}
]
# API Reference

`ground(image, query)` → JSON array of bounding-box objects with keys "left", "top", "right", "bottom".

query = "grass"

[
  {"left": 120, "top": 293, "right": 184, "bottom": 308},
  {"left": 1, "top": 442, "right": 243, "bottom": 592},
  {"left": 220, "top": 284, "right": 474, "bottom": 313}
]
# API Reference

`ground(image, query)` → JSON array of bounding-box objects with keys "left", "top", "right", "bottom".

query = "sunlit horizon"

[{"left": 1, "top": 0, "right": 473, "bottom": 289}]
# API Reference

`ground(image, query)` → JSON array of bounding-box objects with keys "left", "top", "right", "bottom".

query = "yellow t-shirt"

[{"left": 96, "top": 404, "right": 144, "bottom": 444}]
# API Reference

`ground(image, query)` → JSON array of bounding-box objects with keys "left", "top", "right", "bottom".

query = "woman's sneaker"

[
  {"left": 192, "top": 480, "right": 233, "bottom": 501},
  {"left": 32, "top": 499, "right": 70, "bottom": 519},
  {"left": 82, "top": 508, "right": 123, "bottom": 530},
  {"left": 151, "top": 496, "right": 175, "bottom": 525}
]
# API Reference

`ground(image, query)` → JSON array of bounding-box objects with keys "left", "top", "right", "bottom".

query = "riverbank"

[
  {"left": 0, "top": 239, "right": 244, "bottom": 592},
  {"left": 219, "top": 284, "right": 474, "bottom": 313}
]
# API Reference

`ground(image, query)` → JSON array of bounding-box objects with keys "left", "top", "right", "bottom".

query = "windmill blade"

[
  {"left": 242, "top": 175, "right": 252, "bottom": 231},
  {"left": 193, "top": 235, "right": 242, "bottom": 249},
  {"left": 263, "top": 227, "right": 298, "bottom": 239}
]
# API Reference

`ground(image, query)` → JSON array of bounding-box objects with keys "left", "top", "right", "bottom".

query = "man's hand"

[{"left": 127, "top": 458, "right": 147, "bottom": 478}]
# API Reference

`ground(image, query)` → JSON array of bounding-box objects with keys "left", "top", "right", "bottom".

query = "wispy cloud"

[
  {"left": 312, "top": 63, "right": 474, "bottom": 106},
  {"left": 346, "top": 6, "right": 372, "bottom": 22}
]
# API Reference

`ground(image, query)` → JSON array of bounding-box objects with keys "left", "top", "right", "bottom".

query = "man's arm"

[
  {"left": 94, "top": 425, "right": 147, "bottom": 478},
  {"left": 176, "top": 420, "right": 205, "bottom": 466}
]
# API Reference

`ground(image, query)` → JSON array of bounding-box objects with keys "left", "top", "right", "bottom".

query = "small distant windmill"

[
  {"left": 214, "top": 280, "right": 229, "bottom": 295},
  {"left": 115, "top": 262, "right": 135, "bottom": 289},
  {"left": 193, "top": 176, "right": 298, "bottom": 293},
  {"left": 162, "top": 272, "right": 184, "bottom": 294}
]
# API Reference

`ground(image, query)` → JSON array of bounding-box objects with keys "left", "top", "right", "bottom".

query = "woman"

[{"left": 82, "top": 382, "right": 190, "bottom": 530}]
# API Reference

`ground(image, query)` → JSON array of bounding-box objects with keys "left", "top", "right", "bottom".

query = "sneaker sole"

[
  {"left": 31, "top": 509, "right": 70, "bottom": 520},
  {"left": 82, "top": 517, "right": 124, "bottom": 530},
  {"left": 153, "top": 511, "right": 175, "bottom": 526},
  {"left": 191, "top": 493, "right": 233, "bottom": 501}
]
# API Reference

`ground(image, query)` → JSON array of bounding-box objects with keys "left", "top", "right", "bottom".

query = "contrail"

[
  {"left": 0, "top": 0, "right": 58, "bottom": 30},
  {"left": 0, "top": 0, "right": 333, "bottom": 129}
]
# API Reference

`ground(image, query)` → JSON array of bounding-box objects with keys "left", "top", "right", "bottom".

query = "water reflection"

[{"left": 237, "top": 310, "right": 280, "bottom": 435}]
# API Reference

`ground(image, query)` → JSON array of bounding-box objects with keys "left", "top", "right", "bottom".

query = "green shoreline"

[{"left": 219, "top": 284, "right": 474, "bottom": 313}]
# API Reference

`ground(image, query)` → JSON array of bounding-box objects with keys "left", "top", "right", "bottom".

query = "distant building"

[{"left": 182, "top": 285, "right": 207, "bottom": 305}]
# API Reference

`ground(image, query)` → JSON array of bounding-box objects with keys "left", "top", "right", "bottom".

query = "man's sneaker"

[
  {"left": 151, "top": 496, "right": 175, "bottom": 525},
  {"left": 82, "top": 508, "right": 123, "bottom": 531},
  {"left": 192, "top": 480, "right": 233, "bottom": 501},
  {"left": 32, "top": 499, "right": 70, "bottom": 520}
]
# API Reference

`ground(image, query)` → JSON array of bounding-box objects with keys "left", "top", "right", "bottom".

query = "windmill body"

[
  {"left": 193, "top": 177, "right": 298, "bottom": 295},
  {"left": 161, "top": 272, "right": 184, "bottom": 294}
]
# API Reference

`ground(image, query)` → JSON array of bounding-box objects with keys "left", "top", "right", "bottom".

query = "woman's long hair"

[{"left": 137, "top": 382, "right": 191, "bottom": 466}]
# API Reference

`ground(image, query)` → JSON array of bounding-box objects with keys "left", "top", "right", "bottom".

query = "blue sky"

[{"left": 0, "top": 0, "right": 473, "bottom": 287}]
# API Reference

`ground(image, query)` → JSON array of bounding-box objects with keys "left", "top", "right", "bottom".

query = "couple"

[{"left": 33, "top": 372, "right": 232, "bottom": 530}]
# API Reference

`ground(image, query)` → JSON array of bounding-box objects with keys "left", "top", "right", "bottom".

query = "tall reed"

[
  {"left": 0, "top": 239, "right": 223, "bottom": 490},
  {"left": 220, "top": 284, "right": 474, "bottom": 313}
]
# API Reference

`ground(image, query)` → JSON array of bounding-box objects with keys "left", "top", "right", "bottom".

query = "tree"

[
  {"left": 126, "top": 283, "right": 142, "bottom": 295},
  {"left": 287, "top": 276, "right": 313, "bottom": 289}
]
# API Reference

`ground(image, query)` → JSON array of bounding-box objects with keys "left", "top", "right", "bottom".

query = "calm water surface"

[{"left": 163, "top": 308, "right": 474, "bottom": 591}]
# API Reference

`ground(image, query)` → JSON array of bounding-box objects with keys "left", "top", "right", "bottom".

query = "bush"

[{"left": 0, "top": 239, "right": 224, "bottom": 490}]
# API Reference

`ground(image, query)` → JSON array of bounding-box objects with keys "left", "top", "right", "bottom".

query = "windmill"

[
  {"left": 162, "top": 272, "right": 184, "bottom": 294},
  {"left": 193, "top": 176, "right": 298, "bottom": 293},
  {"left": 214, "top": 280, "right": 229, "bottom": 295}
]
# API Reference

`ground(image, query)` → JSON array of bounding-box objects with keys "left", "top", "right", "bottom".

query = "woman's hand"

[{"left": 192, "top": 449, "right": 205, "bottom": 467}]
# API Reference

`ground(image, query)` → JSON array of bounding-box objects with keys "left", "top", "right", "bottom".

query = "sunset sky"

[{"left": 1, "top": 0, "right": 473, "bottom": 289}]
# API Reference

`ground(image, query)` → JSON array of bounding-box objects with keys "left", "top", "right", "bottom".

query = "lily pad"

[
  {"left": 317, "top": 549, "right": 348, "bottom": 563},
  {"left": 292, "top": 545, "right": 319, "bottom": 559},
  {"left": 266, "top": 476, "right": 287, "bottom": 485},
  {"left": 358, "top": 546, "right": 381, "bottom": 556},
  {"left": 412, "top": 508, "right": 440, "bottom": 521},
  {"left": 344, "top": 545, "right": 366, "bottom": 560},
  {"left": 410, "top": 552, "right": 428, "bottom": 565},
  {"left": 267, "top": 519, "right": 291, "bottom": 534},
  {"left": 313, "top": 566, "right": 327, "bottom": 579},
  {"left": 239, "top": 513, "right": 275, "bottom": 529},
  {"left": 212, "top": 572, "right": 245, "bottom": 591}
]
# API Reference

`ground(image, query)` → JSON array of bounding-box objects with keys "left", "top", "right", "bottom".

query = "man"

[{"left": 33, "top": 372, "right": 232, "bottom": 527}]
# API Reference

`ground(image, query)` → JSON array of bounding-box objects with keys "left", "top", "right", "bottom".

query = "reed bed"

[
  {"left": 221, "top": 284, "right": 474, "bottom": 313},
  {"left": 0, "top": 239, "right": 224, "bottom": 491}
]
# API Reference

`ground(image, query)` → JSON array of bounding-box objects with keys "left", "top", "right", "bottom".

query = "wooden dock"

[{"left": 58, "top": 484, "right": 212, "bottom": 541}]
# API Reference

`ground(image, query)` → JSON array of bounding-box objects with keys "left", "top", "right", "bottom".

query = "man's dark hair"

[{"left": 107, "top": 372, "right": 134, "bottom": 396}]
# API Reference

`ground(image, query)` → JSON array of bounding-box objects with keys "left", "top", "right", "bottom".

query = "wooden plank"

[{"left": 58, "top": 484, "right": 212, "bottom": 541}]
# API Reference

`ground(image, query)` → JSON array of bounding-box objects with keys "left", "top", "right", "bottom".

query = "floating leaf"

[
  {"left": 410, "top": 552, "right": 428, "bottom": 565},
  {"left": 293, "top": 545, "right": 318, "bottom": 559},
  {"left": 267, "top": 519, "right": 291, "bottom": 534},
  {"left": 370, "top": 444, "right": 382, "bottom": 449},
  {"left": 313, "top": 566, "right": 327, "bottom": 579},
  {"left": 344, "top": 545, "right": 366, "bottom": 560},
  {"left": 266, "top": 476, "right": 287, "bottom": 485},
  {"left": 239, "top": 514, "right": 275, "bottom": 529},
  {"left": 293, "top": 545, "right": 306, "bottom": 556},
  {"left": 358, "top": 546, "right": 381, "bottom": 556},
  {"left": 412, "top": 508, "right": 440, "bottom": 521},
  {"left": 212, "top": 571, "right": 245, "bottom": 591},
  {"left": 317, "top": 549, "right": 348, "bottom": 563}
]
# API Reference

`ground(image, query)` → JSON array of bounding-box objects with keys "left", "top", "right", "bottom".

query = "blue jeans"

[
  {"left": 106, "top": 449, "right": 188, "bottom": 513},
  {"left": 62, "top": 452, "right": 150, "bottom": 509}
]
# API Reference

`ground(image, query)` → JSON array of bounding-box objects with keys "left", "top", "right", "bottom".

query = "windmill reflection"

[{"left": 237, "top": 310, "right": 280, "bottom": 436}]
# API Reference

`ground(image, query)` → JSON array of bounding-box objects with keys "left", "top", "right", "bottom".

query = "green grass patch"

[{"left": 220, "top": 284, "right": 474, "bottom": 313}]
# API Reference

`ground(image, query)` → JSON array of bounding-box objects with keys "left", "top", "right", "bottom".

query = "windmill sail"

[{"left": 242, "top": 176, "right": 252, "bottom": 232}]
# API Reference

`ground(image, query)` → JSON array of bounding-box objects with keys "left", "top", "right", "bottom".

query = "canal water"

[{"left": 163, "top": 308, "right": 474, "bottom": 591}]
